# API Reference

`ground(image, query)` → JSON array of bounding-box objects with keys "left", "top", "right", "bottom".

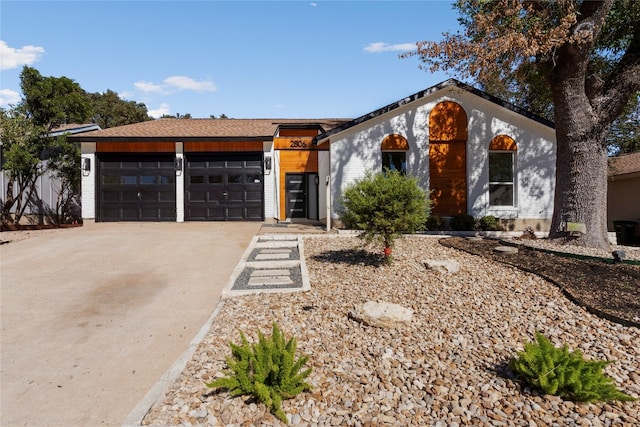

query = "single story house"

[
  {"left": 607, "top": 151, "right": 640, "bottom": 243},
  {"left": 70, "top": 79, "right": 557, "bottom": 230}
]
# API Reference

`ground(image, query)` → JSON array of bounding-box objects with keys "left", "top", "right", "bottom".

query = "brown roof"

[
  {"left": 609, "top": 151, "right": 640, "bottom": 177},
  {"left": 69, "top": 118, "right": 350, "bottom": 140}
]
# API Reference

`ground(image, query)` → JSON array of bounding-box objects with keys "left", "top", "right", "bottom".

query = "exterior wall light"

[
  {"left": 81, "top": 157, "right": 91, "bottom": 172},
  {"left": 264, "top": 155, "right": 272, "bottom": 172}
]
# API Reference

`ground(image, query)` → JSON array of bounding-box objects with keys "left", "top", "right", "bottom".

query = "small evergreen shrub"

[
  {"left": 450, "top": 213, "right": 476, "bottom": 231},
  {"left": 425, "top": 214, "right": 446, "bottom": 231},
  {"left": 206, "top": 322, "right": 313, "bottom": 423},
  {"left": 338, "top": 170, "right": 429, "bottom": 263},
  {"left": 478, "top": 215, "right": 502, "bottom": 231},
  {"left": 510, "top": 332, "right": 636, "bottom": 402}
]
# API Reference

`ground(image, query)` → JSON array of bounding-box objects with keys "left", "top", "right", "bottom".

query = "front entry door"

[{"left": 286, "top": 174, "right": 306, "bottom": 218}]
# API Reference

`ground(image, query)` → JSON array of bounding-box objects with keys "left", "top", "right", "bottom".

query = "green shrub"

[
  {"left": 478, "top": 215, "right": 502, "bottom": 231},
  {"left": 425, "top": 214, "right": 446, "bottom": 231},
  {"left": 510, "top": 332, "right": 636, "bottom": 402},
  {"left": 338, "top": 170, "right": 429, "bottom": 262},
  {"left": 450, "top": 213, "right": 476, "bottom": 231},
  {"left": 206, "top": 322, "right": 313, "bottom": 423}
]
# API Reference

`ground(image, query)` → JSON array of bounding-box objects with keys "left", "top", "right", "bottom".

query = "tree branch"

[{"left": 596, "top": 30, "right": 640, "bottom": 126}]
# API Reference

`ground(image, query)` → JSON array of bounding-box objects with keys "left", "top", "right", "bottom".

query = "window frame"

[
  {"left": 488, "top": 150, "right": 516, "bottom": 207},
  {"left": 381, "top": 150, "right": 407, "bottom": 175}
]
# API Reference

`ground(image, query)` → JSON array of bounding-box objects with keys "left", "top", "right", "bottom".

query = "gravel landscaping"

[{"left": 142, "top": 235, "right": 639, "bottom": 427}]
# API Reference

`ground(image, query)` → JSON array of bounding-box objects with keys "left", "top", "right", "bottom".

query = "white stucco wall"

[
  {"left": 175, "top": 142, "right": 185, "bottom": 222},
  {"left": 80, "top": 142, "right": 96, "bottom": 221},
  {"left": 329, "top": 85, "right": 556, "bottom": 225},
  {"left": 318, "top": 150, "right": 330, "bottom": 221},
  {"left": 263, "top": 141, "right": 276, "bottom": 219}
]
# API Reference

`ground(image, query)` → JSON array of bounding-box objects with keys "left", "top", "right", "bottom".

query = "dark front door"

[
  {"left": 286, "top": 174, "right": 307, "bottom": 219},
  {"left": 98, "top": 154, "right": 176, "bottom": 221},
  {"left": 185, "top": 153, "right": 263, "bottom": 221}
]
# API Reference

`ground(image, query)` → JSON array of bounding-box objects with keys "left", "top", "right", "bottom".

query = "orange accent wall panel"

[
  {"left": 279, "top": 129, "right": 319, "bottom": 137},
  {"left": 184, "top": 141, "right": 263, "bottom": 152},
  {"left": 429, "top": 141, "right": 467, "bottom": 216},
  {"left": 489, "top": 135, "right": 517, "bottom": 151},
  {"left": 96, "top": 142, "right": 175, "bottom": 153},
  {"left": 274, "top": 137, "right": 317, "bottom": 150},
  {"left": 429, "top": 101, "right": 468, "bottom": 141},
  {"left": 278, "top": 151, "right": 318, "bottom": 219},
  {"left": 381, "top": 134, "right": 409, "bottom": 150}
]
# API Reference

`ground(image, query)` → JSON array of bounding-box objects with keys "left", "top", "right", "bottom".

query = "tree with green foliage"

[
  {"left": 1, "top": 106, "right": 50, "bottom": 224},
  {"left": 88, "top": 89, "right": 151, "bottom": 129},
  {"left": 338, "top": 170, "right": 429, "bottom": 263},
  {"left": 404, "top": 0, "right": 640, "bottom": 250},
  {"left": 1, "top": 67, "right": 91, "bottom": 225},
  {"left": 20, "top": 66, "right": 91, "bottom": 132}
]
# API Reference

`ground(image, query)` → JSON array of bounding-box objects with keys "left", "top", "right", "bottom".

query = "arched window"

[
  {"left": 488, "top": 135, "right": 517, "bottom": 206},
  {"left": 381, "top": 134, "right": 408, "bottom": 174}
]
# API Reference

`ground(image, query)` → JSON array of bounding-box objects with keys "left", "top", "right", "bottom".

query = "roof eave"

[{"left": 315, "top": 79, "right": 555, "bottom": 143}]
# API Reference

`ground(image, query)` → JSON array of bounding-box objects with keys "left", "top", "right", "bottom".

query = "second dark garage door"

[{"left": 185, "top": 153, "right": 263, "bottom": 221}]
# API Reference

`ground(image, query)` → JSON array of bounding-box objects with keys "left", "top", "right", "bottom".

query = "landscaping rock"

[
  {"left": 143, "top": 236, "right": 640, "bottom": 427},
  {"left": 494, "top": 245, "right": 519, "bottom": 254},
  {"left": 348, "top": 301, "right": 413, "bottom": 328},
  {"left": 423, "top": 259, "right": 461, "bottom": 274}
]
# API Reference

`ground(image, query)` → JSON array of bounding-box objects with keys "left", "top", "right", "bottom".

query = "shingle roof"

[
  {"left": 49, "top": 123, "right": 101, "bottom": 136},
  {"left": 609, "top": 151, "right": 640, "bottom": 177},
  {"left": 315, "top": 79, "right": 555, "bottom": 143},
  {"left": 69, "top": 118, "right": 350, "bottom": 140}
]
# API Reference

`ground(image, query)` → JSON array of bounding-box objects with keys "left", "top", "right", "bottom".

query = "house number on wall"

[{"left": 289, "top": 139, "right": 308, "bottom": 148}]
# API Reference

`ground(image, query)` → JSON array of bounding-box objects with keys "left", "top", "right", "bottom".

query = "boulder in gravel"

[
  {"left": 349, "top": 301, "right": 413, "bottom": 328},
  {"left": 494, "top": 245, "right": 518, "bottom": 254},
  {"left": 423, "top": 259, "right": 461, "bottom": 274}
]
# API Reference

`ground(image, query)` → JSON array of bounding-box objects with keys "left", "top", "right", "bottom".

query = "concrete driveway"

[{"left": 0, "top": 222, "right": 261, "bottom": 426}]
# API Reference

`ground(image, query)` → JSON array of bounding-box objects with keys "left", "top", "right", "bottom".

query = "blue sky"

[{"left": 0, "top": 1, "right": 460, "bottom": 120}]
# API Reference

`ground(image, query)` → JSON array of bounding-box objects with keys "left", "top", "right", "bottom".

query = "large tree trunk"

[
  {"left": 548, "top": 40, "right": 612, "bottom": 250},
  {"left": 548, "top": 125, "right": 611, "bottom": 249}
]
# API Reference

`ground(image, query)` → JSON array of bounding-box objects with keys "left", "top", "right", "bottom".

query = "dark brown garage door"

[
  {"left": 98, "top": 154, "right": 176, "bottom": 221},
  {"left": 185, "top": 153, "right": 263, "bottom": 221}
]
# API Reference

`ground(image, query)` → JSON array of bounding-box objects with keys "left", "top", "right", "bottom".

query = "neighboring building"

[
  {"left": 70, "top": 79, "right": 558, "bottom": 230},
  {"left": 608, "top": 151, "right": 640, "bottom": 243},
  {"left": 1, "top": 123, "right": 100, "bottom": 225}
]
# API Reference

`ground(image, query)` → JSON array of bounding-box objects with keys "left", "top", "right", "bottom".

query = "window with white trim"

[
  {"left": 488, "top": 135, "right": 517, "bottom": 206},
  {"left": 381, "top": 134, "right": 408, "bottom": 175},
  {"left": 488, "top": 152, "right": 514, "bottom": 206}
]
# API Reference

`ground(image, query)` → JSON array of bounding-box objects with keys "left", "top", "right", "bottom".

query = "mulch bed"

[
  {"left": 1, "top": 223, "right": 82, "bottom": 231},
  {"left": 441, "top": 237, "right": 640, "bottom": 328}
]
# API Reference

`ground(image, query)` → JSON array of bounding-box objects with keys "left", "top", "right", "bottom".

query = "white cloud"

[
  {"left": 148, "top": 102, "right": 171, "bottom": 118},
  {"left": 163, "top": 76, "right": 217, "bottom": 92},
  {"left": 0, "top": 88, "right": 21, "bottom": 107},
  {"left": 134, "top": 81, "right": 164, "bottom": 93},
  {"left": 310, "top": 2, "right": 317, "bottom": 6},
  {"left": 363, "top": 42, "right": 416, "bottom": 53},
  {"left": 0, "top": 40, "right": 45, "bottom": 70},
  {"left": 118, "top": 90, "right": 134, "bottom": 99}
]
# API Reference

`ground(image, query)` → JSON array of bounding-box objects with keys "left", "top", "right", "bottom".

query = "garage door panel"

[
  {"left": 246, "top": 190, "right": 262, "bottom": 202},
  {"left": 98, "top": 154, "right": 176, "bottom": 221},
  {"left": 185, "top": 153, "right": 263, "bottom": 221}
]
